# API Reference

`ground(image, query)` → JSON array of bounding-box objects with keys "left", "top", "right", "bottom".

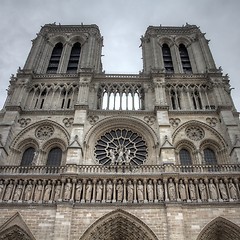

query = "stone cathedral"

[{"left": 0, "top": 23, "right": 240, "bottom": 240}]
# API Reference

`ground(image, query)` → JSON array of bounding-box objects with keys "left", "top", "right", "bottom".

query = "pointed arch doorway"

[
  {"left": 79, "top": 209, "right": 158, "bottom": 240},
  {"left": 197, "top": 217, "right": 240, "bottom": 240}
]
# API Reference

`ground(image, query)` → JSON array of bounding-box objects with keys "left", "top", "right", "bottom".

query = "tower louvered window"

[
  {"left": 47, "top": 42, "right": 63, "bottom": 73},
  {"left": 162, "top": 44, "right": 174, "bottom": 73},
  {"left": 67, "top": 42, "right": 81, "bottom": 73},
  {"left": 179, "top": 44, "right": 192, "bottom": 73}
]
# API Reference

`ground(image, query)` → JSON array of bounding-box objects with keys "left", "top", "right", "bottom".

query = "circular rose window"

[{"left": 94, "top": 129, "right": 148, "bottom": 165}]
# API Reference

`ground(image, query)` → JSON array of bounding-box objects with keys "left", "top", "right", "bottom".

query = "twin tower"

[{"left": 0, "top": 23, "right": 240, "bottom": 240}]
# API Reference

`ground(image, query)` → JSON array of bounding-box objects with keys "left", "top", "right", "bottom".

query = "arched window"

[
  {"left": 67, "top": 42, "right": 81, "bottom": 73},
  {"left": 47, "top": 42, "right": 63, "bottom": 73},
  {"left": 46, "top": 147, "right": 62, "bottom": 166},
  {"left": 179, "top": 149, "right": 192, "bottom": 165},
  {"left": 179, "top": 44, "right": 192, "bottom": 73},
  {"left": 192, "top": 90, "right": 202, "bottom": 110},
  {"left": 162, "top": 44, "right": 174, "bottom": 73},
  {"left": 204, "top": 148, "right": 217, "bottom": 165},
  {"left": 21, "top": 147, "right": 35, "bottom": 166}
]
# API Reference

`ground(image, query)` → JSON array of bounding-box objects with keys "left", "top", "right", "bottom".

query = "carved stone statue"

[
  {"left": 147, "top": 180, "right": 154, "bottom": 202},
  {"left": 168, "top": 179, "right": 176, "bottom": 201},
  {"left": 229, "top": 179, "right": 238, "bottom": 200},
  {"left": 117, "top": 147, "right": 124, "bottom": 165},
  {"left": 219, "top": 179, "right": 228, "bottom": 200},
  {"left": 24, "top": 181, "right": 33, "bottom": 201},
  {"left": 34, "top": 180, "right": 43, "bottom": 202},
  {"left": 4, "top": 181, "right": 14, "bottom": 201},
  {"left": 54, "top": 181, "right": 61, "bottom": 202},
  {"left": 64, "top": 179, "right": 72, "bottom": 201},
  {"left": 127, "top": 180, "right": 134, "bottom": 202},
  {"left": 106, "top": 180, "right": 113, "bottom": 202},
  {"left": 0, "top": 180, "right": 4, "bottom": 199},
  {"left": 188, "top": 180, "right": 196, "bottom": 201},
  {"left": 13, "top": 182, "right": 23, "bottom": 201},
  {"left": 209, "top": 179, "right": 218, "bottom": 200},
  {"left": 198, "top": 179, "right": 207, "bottom": 201},
  {"left": 75, "top": 180, "right": 82, "bottom": 202},
  {"left": 96, "top": 180, "right": 103, "bottom": 202},
  {"left": 109, "top": 149, "right": 116, "bottom": 165},
  {"left": 85, "top": 180, "right": 93, "bottom": 202},
  {"left": 116, "top": 180, "right": 123, "bottom": 202},
  {"left": 125, "top": 149, "right": 131, "bottom": 164},
  {"left": 157, "top": 179, "right": 164, "bottom": 201},
  {"left": 178, "top": 180, "right": 187, "bottom": 201},
  {"left": 43, "top": 181, "right": 52, "bottom": 202},
  {"left": 137, "top": 180, "right": 144, "bottom": 202}
]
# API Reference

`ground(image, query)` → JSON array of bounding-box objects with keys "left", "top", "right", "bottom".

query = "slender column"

[
  {"left": 31, "top": 180, "right": 36, "bottom": 202},
  {"left": 224, "top": 178, "right": 231, "bottom": 201},
  {"left": 204, "top": 178, "right": 210, "bottom": 202},
  {"left": 133, "top": 179, "right": 137, "bottom": 203},
  {"left": 70, "top": 179, "right": 76, "bottom": 203},
  {"left": 112, "top": 179, "right": 117, "bottom": 203},
  {"left": 143, "top": 179, "right": 148, "bottom": 203},
  {"left": 175, "top": 178, "right": 181, "bottom": 202},
  {"left": 81, "top": 179, "right": 86, "bottom": 203},
  {"left": 40, "top": 180, "right": 45, "bottom": 203},
  {"left": 123, "top": 179, "right": 127, "bottom": 203},
  {"left": 163, "top": 178, "right": 169, "bottom": 202},
  {"left": 59, "top": 179, "right": 65, "bottom": 202},
  {"left": 153, "top": 179, "right": 158, "bottom": 203},
  {"left": 184, "top": 179, "right": 190, "bottom": 203},
  {"left": 92, "top": 179, "right": 96, "bottom": 203},
  {"left": 20, "top": 180, "right": 27, "bottom": 202},
  {"left": 50, "top": 180, "right": 56, "bottom": 202},
  {"left": 233, "top": 178, "right": 240, "bottom": 199},
  {"left": 194, "top": 179, "right": 201, "bottom": 202},
  {"left": 214, "top": 178, "right": 221, "bottom": 202},
  {"left": 102, "top": 179, "right": 106, "bottom": 203}
]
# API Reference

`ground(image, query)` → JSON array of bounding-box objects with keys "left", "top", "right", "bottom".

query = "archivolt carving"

[
  {"left": 42, "top": 138, "right": 67, "bottom": 152},
  {"left": 175, "top": 139, "right": 197, "bottom": 153},
  {"left": 197, "top": 217, "right": 240, "bottom": 240},
  {"left": 16, "top": 138, "right": 39, "bottom": 152},
  {"left": 79, "top": 209, "right": 158, "bottom": 240}
]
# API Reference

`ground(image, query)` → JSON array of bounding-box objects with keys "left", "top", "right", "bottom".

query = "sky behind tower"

[{"left": 0, "top": 0, "right": 240, "bottom": 111}]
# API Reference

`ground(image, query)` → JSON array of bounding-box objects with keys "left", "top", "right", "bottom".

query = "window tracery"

[
  {"left": 47, "top": 42, "right": 63, "bottom": 73},
  {"left": 179, "top": 149, "right": 192, "bottom": 165},
  {"left": 162, "top": 44, "right": 174, "bottom": 73},
  {"left": 179, "top": 44, "right": 192, "bottom": 73},
  {"left": 94, "top": 129, "right": 148, "bottom": 165},
  {"left": 97, "top": 83, "right": 144, "bottom": 110},
  {"left": 185, "top": 126, "right": 204, "bottom": 141},
  {"left": 67, "top": 42, "right": 81, "bottom": 73},
  {"left": 35, "top": 125, "right": 54, "bottom": 140}
]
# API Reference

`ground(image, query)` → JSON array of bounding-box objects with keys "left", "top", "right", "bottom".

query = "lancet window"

[
  {"left": 46, "top": 147, "right": 62, "bottom": 166},
  {"left": 24, "top": 83, "right": 78, "bottom": 110},
  {"left": 204, "top": 148, "right": 217, "bottom": 165},
  {"left": 179, "top": 44, "right": 192, "bottom": 73},
  {"left": 21, "top": 147, "right": 35, "bottom": 166},
  {"left": 179, "top": 149, "right": 192, "bottom": 165},
  {"left": 97, "top": 83, "right": 144, "bottom": 110},
  {"left": 47, "top": 42, "right": 63, "bottom": 73},
  {"left": 67, "top": 42, "right": 81, "bottom": 73},
  {"left": 162, "top": 44, "right": 174, "bottom": 73}
]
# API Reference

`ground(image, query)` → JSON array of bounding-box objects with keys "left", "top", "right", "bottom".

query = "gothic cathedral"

[{"left": 0, "top": 23, "right": 240, "bottom": 240}]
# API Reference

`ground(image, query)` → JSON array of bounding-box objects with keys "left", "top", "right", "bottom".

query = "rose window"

[
  {"left": 35, "top": 125, "right": 54, "bottom": 140},
  {"left": 185, "top": 126, "right": 204, "bottom": 141},
  {"left": 94, "top": 129, "right": 148, "bottom": 165}
]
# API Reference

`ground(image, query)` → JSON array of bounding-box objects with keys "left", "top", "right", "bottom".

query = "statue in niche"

[
  {"left": 85, "top": 180, "right": 92, "bottom": 202},
  {"left": 63, "top": 179, "right": 72, "bottom": 201},
  {"left": 34, "top": 180, "right": 43, "bottom": 202},
  {"left": 109, "top": 149, "right": 116, "bottom": 165},
  {"left": 4, "top": 180, "right": 14, "bottom": 201},
  {"left": 24, "top": 180, "right": 33, "bottom": 201},
  {"left": 54, "top": 181, "right": 61, "bottom": 202},
  {"left": 75, "top": 180, "right": 82, "bottom": 202},
  {"left": 198, "top": 179, "right": 207, "bottom": 201},
  {"left": 147, "top": 180, "right": 154, "bottom": 202},
  {"left": 0, "top": 180, "right": 4, "bottom": 199},
  {"left": 127, "top": 180, "right": 134, "bottom": 202},
  {"left": 32, "top": 151, "right": 39, "bottom": 166},
  {"left": 178, "top": 180, "right": 187, "bottom": 201},
  {"left": 229, "top": 179, "right": 238, "bottom": 200},
  {"left": 43, "top": 180, "right": 52, "bottom": 202},
  {"left": 137, "top": 180, "right": 144, "bottom": 202},
  {"left": 13, "top": 181, "right": 23, "bottom": 201},
  {"left": 125, "top": 149, "right": 131, "bottom": 165},
  {"left": 209, "top": 179, "right": 218, "bottom": 200},
  {"left": 157, "top": 180, "right": 164, "bottom": 201},
  {"left": 117, "top": 147, "right": 124, "bottom": 165},
  {"left": 168, "top": 179, "right": 176, "bottom": 201},
  {"left": 96, "top": 180, "right": 103, "bottom": 202},
  {"left": 188, "top": 180, "right": 196, "bottom": 201},
  {"left": 116, "top": 180, "right": 123, "bottom": 202},
  {"left": 106, "top": 180, "right": 113, "bottom": 202},
  {"left": 219, "top": 179, "right": 228, "bottom": 200}
]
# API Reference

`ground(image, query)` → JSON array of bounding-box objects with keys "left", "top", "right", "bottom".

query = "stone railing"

[{"left": 0, "top": 164, "right": 239, "bottom": 176}]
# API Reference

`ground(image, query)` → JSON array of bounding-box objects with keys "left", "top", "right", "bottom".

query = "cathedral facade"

[{"left": 0, "top": 23, "right": 240, "bottom": 240}]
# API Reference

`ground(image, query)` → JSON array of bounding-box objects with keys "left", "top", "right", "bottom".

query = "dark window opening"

[
  {"left": 46, "top": 147, "right": 62, "bottom": 166},
  {"left": 67, "top": 42, "right": 81, "bottom": 73},
  {"left": 179, "top": 149, "right": 192, "bottom": 165},
  {"left": 21, "top": 147, "right": 35, "bottom": 166},
  {"left": 47, "top": 42, "right": 63, "bottom": 73},
  {"left": 179, "top": 44, "right": 192, "bottom": 73},
  {"left": 162, "top": 44, "right": 174, "bottom": 73},
  {"left": 204, "top": 148, "right": 217, "bottom": 165}
]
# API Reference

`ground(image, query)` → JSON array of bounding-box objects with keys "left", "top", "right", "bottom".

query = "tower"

[{"left": 0, "top": 23, "right": 240, "bottom": 240}]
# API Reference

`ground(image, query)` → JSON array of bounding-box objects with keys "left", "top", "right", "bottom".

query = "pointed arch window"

[
  {"left": 179, "top": 149, "right": 192, "bottom": 165},
  {"left": 21, "top": 147, "right": 35, "bottom": 166},
  {"left": 179, "top": 44, "right": 192, "bottom": 73},
  {"left": 67, "top": 42, "right": 81, "bottom": 73},
  {"left": 47, "top": 42, "right": 63, "bottom": 73},
  {"left": 162, "top": 44, "right": 174, "bottom": 73},
  {"left": 204, "top": 148, "right": 217, "bottom": 165},
  {"left": 46, "top": 147, "right": 62, "bottom": 166}
]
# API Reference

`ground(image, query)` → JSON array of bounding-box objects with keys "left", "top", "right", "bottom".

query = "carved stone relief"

[
  {"left": 35, "top": 125, "right": 54, "bottom": 140},
  {"left": 18, "top": 118, "right": 31, "bottom": 128},
  {"left": 185, "top": 125, "right": 204, "bottom": 141}
]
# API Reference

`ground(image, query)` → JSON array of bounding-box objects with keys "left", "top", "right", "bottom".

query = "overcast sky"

[{"left": 0, "top": 0, "right": 240, "bottom": 111}]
